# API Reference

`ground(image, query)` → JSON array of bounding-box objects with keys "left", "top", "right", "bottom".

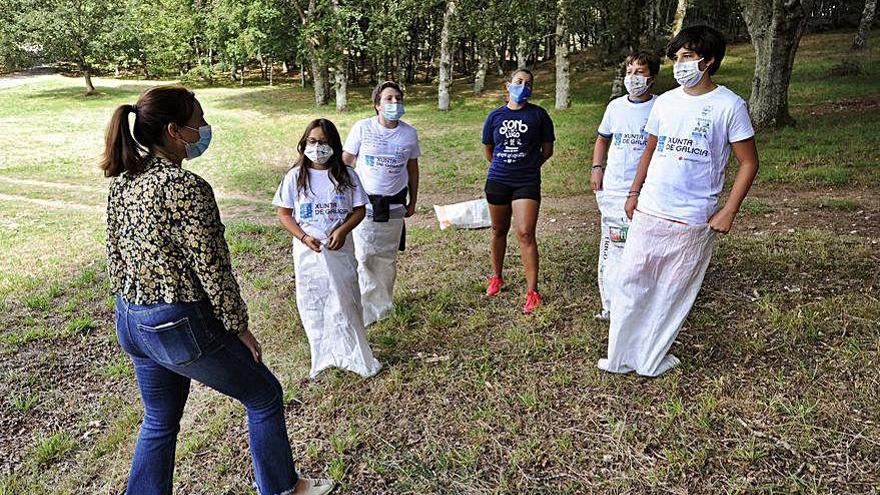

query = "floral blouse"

[{"left": 106, "top": 156, "right": 248, "bottom": 334}]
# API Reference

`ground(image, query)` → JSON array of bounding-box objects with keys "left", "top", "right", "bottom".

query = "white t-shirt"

[
  {"left": 639, "top": 85, "right": 755, "bottom": 224},
  {"left": 273, "top": 167, "right": 369, "bottom": 242},
  {"left": 597, "top": 95, "right": 656, "bottom": 196},
  {"left": 343, "top": 116, "right": 420, "bottom": 208}
]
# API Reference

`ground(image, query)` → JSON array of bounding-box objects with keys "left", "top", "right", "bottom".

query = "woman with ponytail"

[{"left": 103, "top": 86, "right": 335, "bottom": 495}]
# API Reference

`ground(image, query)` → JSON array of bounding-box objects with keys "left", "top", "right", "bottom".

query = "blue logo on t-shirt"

[{"left": 300, "top": 202, "right": 313, "bottom": 219}]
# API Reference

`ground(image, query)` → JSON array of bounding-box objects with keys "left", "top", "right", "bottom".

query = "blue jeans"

[{"left": 115, "top": 296, "right": 298, "bottom": 495}]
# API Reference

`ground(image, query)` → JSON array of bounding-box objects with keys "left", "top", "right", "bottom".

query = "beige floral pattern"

[{"left": 106, "top": 156, "right": 248, "bottom": 334}]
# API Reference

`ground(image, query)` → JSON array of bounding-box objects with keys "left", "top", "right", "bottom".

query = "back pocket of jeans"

[{"left": 137, "top": 317, "right": 202, "bottom": 367}]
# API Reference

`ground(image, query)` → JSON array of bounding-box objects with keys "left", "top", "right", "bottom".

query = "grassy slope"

[{"left": 1, "top": 31, "right": 878, "bottom": 494}]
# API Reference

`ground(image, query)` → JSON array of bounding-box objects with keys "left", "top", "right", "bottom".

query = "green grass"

[
  {"left": 0, "top": 31, "right": 878, "bottom": 494},
  {"left": 32, "top": 432, "right": 77, "bottom": 468}
]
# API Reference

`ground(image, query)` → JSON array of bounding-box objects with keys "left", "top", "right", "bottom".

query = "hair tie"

[{"left": 131, "top": 103, "right": 139, "bottom": 114}]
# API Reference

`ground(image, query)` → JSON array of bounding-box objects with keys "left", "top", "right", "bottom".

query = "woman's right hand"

[
  {"left": 624, "top": 195, "right": 638, "bottom": 220},
  {"left": 302, "top": 234, "right": 322, "bottom": 252}
]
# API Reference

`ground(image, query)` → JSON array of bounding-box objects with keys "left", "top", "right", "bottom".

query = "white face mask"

[
  {"left": 304, "top": 143, "right": 333, "bottom": 164},
  {"left": 673, "top": 58, "right": 708, "bottom": 88},
  {"left": 624, "top": 74, "right": 651, "bottom": 97}
]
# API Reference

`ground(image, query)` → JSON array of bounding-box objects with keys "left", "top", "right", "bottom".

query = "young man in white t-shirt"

[
  {"left": 591, "top": 51, "right": 660, "bottom": 321},
  {"left": 342, "top": 81, "right": 421, "bottom": 326},
  {"left": 598, "top": 25, "right": 759, "bottom": 377}
]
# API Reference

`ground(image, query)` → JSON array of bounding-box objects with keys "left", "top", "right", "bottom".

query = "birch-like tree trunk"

[
  {"left": 671, "top": 0, "right": 690, "bottom": 36},
  {"left": 852, "top": 0, "right": 877, "bottom": 50},
  {"left": 473, "top": 43, "right": 488, "bottom": 95},
  {"left": 554, "top": 0, "right": 570, "bottom": 110},
  {"left": 516, "top": 37, "right": 528, "bottom": 69},
  {"left": 739, "top": 0, "right": 810, "bottom": 129},
  {"left": 335, "top": 59, "right": 348, "bottom": 111},
  {"left": 438, "top": 0, "right": 455, "bottom": 111}
]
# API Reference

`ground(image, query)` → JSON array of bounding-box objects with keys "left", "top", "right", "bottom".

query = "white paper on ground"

[
  {"left": 293, "top": 235, "right": 381, "bottom": 379},
  {"left": 353, "top": 217, "right": 405, "bottom": 326},
  {"left": 433, "top": 199, "right": 491, "bottom": 230},
  {"left": 598, "top": 210, "right": 716, "bottom": 377}
]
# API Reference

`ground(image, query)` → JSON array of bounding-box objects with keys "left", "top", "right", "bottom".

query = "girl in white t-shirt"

[{"left": 274, "top": 119, "right": 381, "bottom": 379}]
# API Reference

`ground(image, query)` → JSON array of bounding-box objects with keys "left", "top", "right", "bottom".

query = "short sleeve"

[
  {"left": 272, "top": 169, "right": 298, "bottom": 209},
  {"left": 597, "top": 104, "right": 613, "bottom": 138},
  {"left": 349, "top": 169, "right": 369, "bottom": 208},
  {"left": 644, "top": 101, "right": 661, "bottom": 136},
  {"left": 342, "top": 120, "right": 362, "bottom": 156},
  {"left": 541, "top": 108, "right": 556, "bottom": 142},
  {"left": 481, "top": 112, "right": 495, "bottom": 145},
  {"left": 409, "top": 128, "right": 421, "bottom": 160},
  {"left": 727, "top": 99, "right": 756, "bottom": 143}
]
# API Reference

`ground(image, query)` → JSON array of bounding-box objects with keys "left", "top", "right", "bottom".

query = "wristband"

[
  {"left": 627, "top": 191, "right": 640, "bottom": 197},
  {"left": 299, "top": 232, "right": 307, "bottom": 242},
  {"left": 591, "top": 165, "right": 605, "bottom": 170}
]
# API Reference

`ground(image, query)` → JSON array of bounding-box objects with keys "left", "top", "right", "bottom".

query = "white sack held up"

[
  {"left": 598, "top": 210, "right": 716, "bottom": 377},
  {"left": 595, "top": 191, "right": 630, "bottom": 320},
  {"left": 353, "top": 217, "right": 405, "bottom": 326},
  {"left": 294, "top": 235, "right": 381, "bottom": 379},
  {"left": 433, "top": 198, "right": 491, "bottom": 230}
]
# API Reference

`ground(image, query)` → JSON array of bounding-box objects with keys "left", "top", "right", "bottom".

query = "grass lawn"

[{"left": 1, "top": 31, "right": 878, "bottom": 493}]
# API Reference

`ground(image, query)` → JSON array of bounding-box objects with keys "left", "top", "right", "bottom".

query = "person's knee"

[
  {"left": 492, "top": 223, "right": 510, "bottom": 239},
  {"left": 244, "top": 373, "right": 284, "bottom": 417},
  {"left": 516, "top": 229, "right": 536, "bottom": 245}
]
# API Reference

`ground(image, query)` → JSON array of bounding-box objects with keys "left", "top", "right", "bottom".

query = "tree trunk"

[
  {"left": 269, "top": 60, "right": 274, "bottom": 86},
  {"left": 671, "top": 0, "right": 690, "bottom": 36},
  {"left": 852, "top": 0, "right": 877, "bottom": 50},
  {"left": 516, "top": 37, "right": 528, "bottom": 69},
  {"left": 739, "top": 0, "right": 809, "bottom": 129},
  {"left": 473, "top": 43, "right": 488, "bottom": 95},
  {"left": 438, "top": 0, "right": 455, "bottom": 111},
  {"left": 555, "top": 0, "right": 571, "bottom": 110},
  {"left": 311, "top": 56, "right": 328, "bottom": 106},
  {"left": 609, "top": 61, "right": 626, "bottom": 100},
  {"left": 83, "top": 70, "right": 95, "bottom": 94},
  {"left": 335, "top": 60, "right": 348, "bottom": 112}
]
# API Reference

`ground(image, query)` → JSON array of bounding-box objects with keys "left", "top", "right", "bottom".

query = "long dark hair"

[
  {"left": 293, "top": 118, "right": 354, "bottom": 195},
  {"left": 100, "top": 86, "right": 197, "bottom": 177}
]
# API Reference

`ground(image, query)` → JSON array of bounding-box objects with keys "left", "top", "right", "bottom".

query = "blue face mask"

[
  {"left": 382, "top": 103, "right": 405, "bottom": 121},
  {"left": 182, "top": 124, "right": 212, "bottom": 160},
  {"left": 508, "top": 84, "right": 532, "bottom": 103}
]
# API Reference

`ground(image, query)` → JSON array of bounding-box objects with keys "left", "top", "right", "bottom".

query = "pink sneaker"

[
  {"left": 523, "top": 290, "right": 542, "bottom": 314},
  {"left": 486, "top": 275, "right": 504, "bottom": 296}
]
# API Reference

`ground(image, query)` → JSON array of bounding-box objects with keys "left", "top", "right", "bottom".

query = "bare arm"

[
  {"left": 326, "top": 205, "right": 366, "bottom": 250},
  {"left": 484, "top": 143, "right": 494, "bottom": 162},
  {"left": 591, "top": 136, "right": 611, "bottom": 191},
  {"left": 405, "top": 158, "right": 419, "bottom": 217},
  {"left": 342, "top": 151, "right": 357, "bottom": 166},
  {"left": 708, "top": 137, "right": 759, "bottom": 233},
  {"left": 276, "top": 207, "right": 322, "bottom": 251},
  {"left": 541, "top": 142, "right": 554, "bottom": 162},
  {"left": 623, "top": 134, "right": 658, "bottom": 219}
]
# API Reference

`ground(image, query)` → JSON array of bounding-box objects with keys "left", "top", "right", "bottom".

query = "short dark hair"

[
  {"left": 665, "top": 25, "right": 726, "bottom": 76},
  {"left": 625, "top": 51, "right": 661, "bottom": 76},
  {"left": 509, "top": 68, "right": 534, "bottom": 82},
  {"left": 372, "top": 81, "right": 403, "bottom": 113}
]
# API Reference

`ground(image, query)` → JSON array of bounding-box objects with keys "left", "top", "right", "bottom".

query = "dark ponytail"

[
  {"left": 101, "top": 104, "right": 144, "bottom": 177},
  {"left": 100, "top": 85, "right": 196, "bottom": 177}
]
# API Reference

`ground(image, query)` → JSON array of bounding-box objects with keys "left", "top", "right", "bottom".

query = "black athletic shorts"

[{"left": 484, "top": 179, "right": 541, "bottom": 205}]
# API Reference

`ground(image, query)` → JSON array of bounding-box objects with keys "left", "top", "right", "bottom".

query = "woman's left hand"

[
  {"left": 326, "top": 228, "right": 346, "bottom": 250},
  {"left": 238, "top": 329, "right": 262, "bottom": 362},
  {"left": 708, "top": 208, "right": 736, "bottom": 234}
]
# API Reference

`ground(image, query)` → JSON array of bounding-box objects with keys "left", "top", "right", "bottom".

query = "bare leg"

[
  {"left": 488, "top": 203, "right": 512, "bottom": 278},
  {"left": 512, "top": 199, "right": 540, "bottom": 292}
]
